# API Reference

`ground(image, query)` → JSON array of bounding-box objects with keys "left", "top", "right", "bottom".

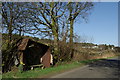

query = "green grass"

[
  {"left": 2, "top": 61, "right": 83, "bottom": 79},
  {"left": 80, "top": 56, "right": 119, "bottom": 64},
  {"left": 0, "top": 74, "right": 2, "bottom": 79}
]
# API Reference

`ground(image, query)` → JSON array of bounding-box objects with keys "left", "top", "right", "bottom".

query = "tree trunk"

[
  {"left": 50, "top": 2, "right": 59, "bottom": 63},
  {"left": 19, "top": 27, "right": 22, "bottom": 36},
  {"left": 52, "top": 27, "right": 59, "bottom": 62},
  {"left": 69, "top": 19, "right": 74, "bottom": 59},
  {"left": 54, "top": 33, "right": 59, "bottom": 55},
  {"left": 8, "top": 7, "right": 13, "bottom": 47},
  {"left": 8, "top": 23, "right": 12, "bottom": 47},
  {"left": 62, "top": 26, "right": 66, "bottom": 44}
]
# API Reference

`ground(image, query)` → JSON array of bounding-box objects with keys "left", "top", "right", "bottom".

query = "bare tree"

[
  {"left": 30, "top": 2, "right": 68, "bottom": 62},
  {"left": 67, "top": 2, "right": 94, "bottom": 58},
  {"left": 2, "top": 2, "right": 39, "bottom": 43},
  {"left": 2, "top": 2, "right": 27, "bottom": 45},
  {"left": 2, "top": 2, "right": 94, "bottom": 62}
]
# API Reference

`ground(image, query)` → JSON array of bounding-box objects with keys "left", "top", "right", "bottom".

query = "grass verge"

[
  {"left": 80, "top": 56, "right": 118, "bottom": 64},
  {"left": 2, "top": 56, "right": 118, "bottom": 79},
  {"left": 2, "top": 61, "right": 83, "bottom": 79}
]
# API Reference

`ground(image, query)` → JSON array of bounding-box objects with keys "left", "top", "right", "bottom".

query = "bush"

[{"left": 58, "top": 41, "right": 71, "bottom": 62}]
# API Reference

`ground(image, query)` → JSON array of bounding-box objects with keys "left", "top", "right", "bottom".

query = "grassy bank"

[
  {"left": 2, "top": 56, "right": 118, "bottom": 79},
  {"left": 2, "top": 61, "right": 83, "bottom": 79}
]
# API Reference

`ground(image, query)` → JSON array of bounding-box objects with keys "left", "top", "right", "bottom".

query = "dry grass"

[{"left": 73, "top": 46, "right": 118, "bottom": 61}]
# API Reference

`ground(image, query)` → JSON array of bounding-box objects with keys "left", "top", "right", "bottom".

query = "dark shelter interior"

[
  {"left": 2, "top": 38, "right": 51, "bottom": 72},
  {"left": 22, "top": 39, "right": 50, "bottom": 70}
]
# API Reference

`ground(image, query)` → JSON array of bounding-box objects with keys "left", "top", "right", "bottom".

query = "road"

[{"left": 50, "top": 57, "right": 120, "bottom": 78}]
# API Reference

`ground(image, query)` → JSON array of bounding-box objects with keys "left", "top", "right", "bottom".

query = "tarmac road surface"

[{"left": 50, "top": 57, "right": 120, "bottom": 78}]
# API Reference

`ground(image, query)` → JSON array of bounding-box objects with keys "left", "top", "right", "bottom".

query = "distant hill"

[
  {"left": 2, "top": 33, "right": 117, "bottom": 50},
  {"left": 2, "top": 33, "right": 53, "bottom": 51}
]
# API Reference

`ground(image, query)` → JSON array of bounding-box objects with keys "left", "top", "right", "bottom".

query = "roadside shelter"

[{"left": 3, "top": 38, "right": 53, "bottom": 72}]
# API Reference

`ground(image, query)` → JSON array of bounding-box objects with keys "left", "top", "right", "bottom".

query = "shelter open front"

[{"left": 2, "top": 38, "right": 53, "bottom": 73}]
